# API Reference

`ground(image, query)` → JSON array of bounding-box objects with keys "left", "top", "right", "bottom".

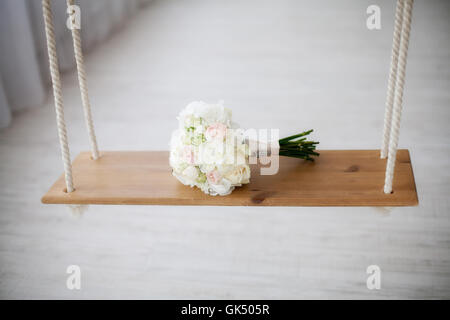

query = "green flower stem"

[{"left": 278, "top": 129, "right": 319, "bottom": 161}]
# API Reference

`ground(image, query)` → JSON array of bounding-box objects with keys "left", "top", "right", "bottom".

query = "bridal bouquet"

[{"left": 169, "top": 101, "right": 319, "bottom": 196}]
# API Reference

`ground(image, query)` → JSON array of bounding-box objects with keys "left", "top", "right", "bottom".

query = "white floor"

[{"left": 0, "top": 0, "right": 449, "bottom": 299}]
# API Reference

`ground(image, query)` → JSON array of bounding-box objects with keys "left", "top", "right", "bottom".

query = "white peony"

[
  {"left": 182, "top": 166, "right": 199, "bottom": 183},
  {"left": 209, "top": 178, "right": 234, "bottom": 196},
  {"left": 178, "top": 101, "right": 232, "bottom": 129},
  {"left": 224, "top": 164, "right": 251, "bottom": 185}
]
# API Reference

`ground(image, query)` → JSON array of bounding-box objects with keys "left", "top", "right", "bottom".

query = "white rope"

[
  {"left": 42, "top": 0, "right": 74, "bottom": 193},
  {"left": 384, "top": 0, "right": 414, "bottom": 194},
  {"left": 381, "top": 0, "right": 405, "bottom": 159},
  {"left": 67, "top": 0, "right": 99, "bottom": 160}
]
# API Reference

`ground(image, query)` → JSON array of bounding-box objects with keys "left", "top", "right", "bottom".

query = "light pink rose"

[
  {"left": 205, "top": 122, "right": 227, "bottom": 141},
  {"left": 206, "top": 170, "right": 221, "bottom": 184},
  {"left": 182, "top": 146, "right": 195, "bottom": 164}
]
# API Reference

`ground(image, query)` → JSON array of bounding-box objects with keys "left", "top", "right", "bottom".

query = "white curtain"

[{"left": 0, "top": 0, "right": 151, "bottom": 128}]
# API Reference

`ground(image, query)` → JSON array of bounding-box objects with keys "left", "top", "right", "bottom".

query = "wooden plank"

[{"left": 41, "top": 150, "right": 418, "bottom": 206}]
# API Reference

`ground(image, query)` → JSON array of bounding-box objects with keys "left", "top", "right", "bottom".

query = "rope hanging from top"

[
  {"left": 381, "top": 0, "right": 405, "bottom": 159},
  {"left": 383, "top": 0, "right": 414, "bottom": 194},
  {"left": 42, "top": 0, "right": 100, "bottom": 194},
  {"left": 67, "top": 0, "right": 99, "bottom": 160},
  {"left": 42, "top": 0, "right": 74, "bottom": 193}
]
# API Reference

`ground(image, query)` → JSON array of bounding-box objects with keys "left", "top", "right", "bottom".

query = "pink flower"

[
  {"left": 206, "top": 170, "right": 221, "bottom": 184},
  {"left": 205, "top": 122, "right": 227, "bottom": 141},
  {"left": 182, "top": 146, "right": 195, "bottom": 164}
]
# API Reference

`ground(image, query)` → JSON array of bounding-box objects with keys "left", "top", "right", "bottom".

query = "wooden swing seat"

[{"left": 41, "top": 149, "right": 418, "bottom": 206}]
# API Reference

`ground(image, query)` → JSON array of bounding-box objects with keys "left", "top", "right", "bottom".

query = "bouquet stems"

[{"left": 279, "top": 129, "right": 319, "bottom": 161}]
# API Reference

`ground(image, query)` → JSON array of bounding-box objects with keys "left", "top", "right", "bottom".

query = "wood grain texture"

[{"left": 42, "top": 150, "right": 418, "bottom": 206}]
